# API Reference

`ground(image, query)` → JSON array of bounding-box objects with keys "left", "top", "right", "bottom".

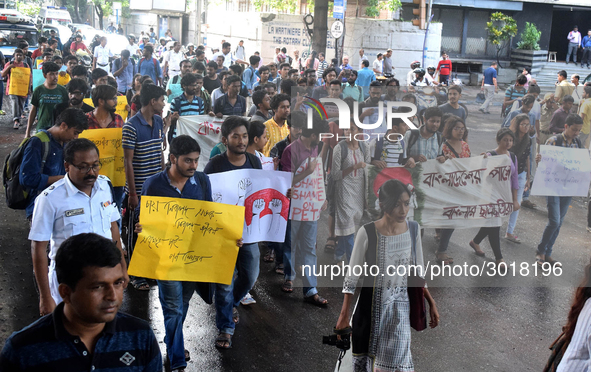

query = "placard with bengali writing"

[
  {"left": 531, "top": 145, "right": 591, "bottom": 197},
  {"left": 128, "top": 196, "right": 245, "bottom": 284},
  {"left": 79, "top": 128, "right": 126, "bottom": 187}
]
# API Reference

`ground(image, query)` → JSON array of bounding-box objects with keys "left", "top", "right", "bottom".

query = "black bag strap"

[{"left": 443, "top": 140, "right": 460, "bottom": 159}]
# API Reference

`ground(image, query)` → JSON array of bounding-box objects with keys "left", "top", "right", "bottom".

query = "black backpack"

[{"left": 3, "top": 131, "right": 51, "bottom": 209}]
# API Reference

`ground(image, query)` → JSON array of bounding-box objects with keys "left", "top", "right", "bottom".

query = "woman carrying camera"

[{"left": 335, "top": 180, "right": 439, "bottom": 371}]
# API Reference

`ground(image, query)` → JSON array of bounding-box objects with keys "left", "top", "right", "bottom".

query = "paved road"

[{"left": 0, "top": 87, "right": 588, "bottom": 371}]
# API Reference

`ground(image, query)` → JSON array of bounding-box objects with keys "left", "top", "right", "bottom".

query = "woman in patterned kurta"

[
  {"left": 335, "top": 180, "right": 440, "bottom": 372},
  {"left": 332, "top": 120, "right": 371, "bottom": 262}
]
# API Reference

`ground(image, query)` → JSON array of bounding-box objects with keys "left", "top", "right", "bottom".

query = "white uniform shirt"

[
  {"left": 126, "top": 43, "right": 140, "bottom": 56},
  {"left": 28, "top": 174, "right": 120, "bottom": 303},
  {"left": 94, "top": 45, "right": 113, "bottom": 72},
  {"left": 213, "top": 51, "right": 235, "bottom": 68},
  {"left": 164, "top": 50, "right": 185, "bottom": 78},
  {"left": 373, "top": 59, "right": 383, "bottom": 76}
]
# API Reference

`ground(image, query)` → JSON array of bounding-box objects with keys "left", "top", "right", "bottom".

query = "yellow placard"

[
  {"left": 83, "top": 96, "right": 129, "bottom": 121},
  {"left": 8, "top": 67, "right": 30, "bottom": 96},
  {"left": 128, "top": 196, "right": 245, "bottom": 284},
  {"left": 79, "top": 128, "right": 125, "bottom": 187}
]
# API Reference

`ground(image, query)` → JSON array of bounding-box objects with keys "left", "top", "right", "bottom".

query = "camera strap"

[{"left": 336, "top": 350, "right": 346, "bottom": 371}]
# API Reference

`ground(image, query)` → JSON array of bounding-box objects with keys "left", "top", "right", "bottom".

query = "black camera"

[{"left": 322, "top": 327, "right": 351, "bottom": 350}]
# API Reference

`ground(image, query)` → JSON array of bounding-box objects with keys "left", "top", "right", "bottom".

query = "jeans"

[
  {"left": 473, "top": 227, "right": 502, "bottom": 260},
  {"left": 537, "top": 196, "right": 572, "bottom": 258},
  {"left": 438, "top": 229, "right": 455, "bottom": 253},
  {"left": 284, "top": 220, "right": 318, "bottom": 297},
  {"left": 507, "top": 171, "right": 527, "bottom": 234},
  {"left": 583, "top": 47, "right": 591, "bottom": 66},
  {"left": 214, "top": 242, "right": 260, "bottom": 335},
  {"left": 522, "top": 137, "right": 536, "bottom": 201},
  {"left": 11, "top": 95, "right": 26, "bottom": 122},
  {"left": 567, "top": 42, "right": 579, "bottom": 63},
  {"left": 480, "top": 85, "right": 495, "bottom": 112},
  {"left": 335, "top": 234, "right": 354, "bottom": 262},
  {"left": 157, "top": 280, "right": 204, "bottom": 369}
]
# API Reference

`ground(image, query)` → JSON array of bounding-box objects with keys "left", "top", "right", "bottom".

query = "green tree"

[
  {"left": 486, "top": 12, "right": 517, "bottom": 67},
  {"left": 365, "top": 0, "right": 401, "bottom": 18},
  {"left": 516, "top": 22, "right": 541, "bottom": 51}
]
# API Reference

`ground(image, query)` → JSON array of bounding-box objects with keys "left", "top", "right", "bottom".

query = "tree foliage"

[
  {"left": 365, "top": 0, "right": 401, "bottom": 18},
  {"left": 17, "top": 3, "right": 41, "bottom": 18},
  {"left": 486, "top": 12, "right": 517, "bottom": 67},
  {"left": 516, "top": 22, "right": 541, "bottom": 51}
]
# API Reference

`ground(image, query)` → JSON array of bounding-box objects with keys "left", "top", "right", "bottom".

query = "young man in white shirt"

[{"left": 93, "top": 36, "right": 113, "bottom": 73}]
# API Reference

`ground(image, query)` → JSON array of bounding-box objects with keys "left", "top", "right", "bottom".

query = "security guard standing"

[{"left": 28, "top": 138, "right": 128, "bottom": 317}]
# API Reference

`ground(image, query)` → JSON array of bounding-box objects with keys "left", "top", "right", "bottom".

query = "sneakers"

[
  {"left": 13, "top": 121, "right": 19, "bottom": 129},
  {"left": 240, "top": 292, "right": 256, "bottom": 305},
  {"left": 521, "top": 200, "right": 536, "bottom": 209},
  {"left": 505, "top": 233, "right": 521, "bottom": 243}
]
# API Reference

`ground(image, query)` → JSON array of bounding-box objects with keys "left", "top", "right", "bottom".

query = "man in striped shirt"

[
  {"left": 0, "top": 233, "right": 162, "bottom": 371},
  {"left": 169, "top": 73, "right": 206, "bottom": 142},
  {"left": 123, "top": 84, "right": 166, "bottom": 211}
]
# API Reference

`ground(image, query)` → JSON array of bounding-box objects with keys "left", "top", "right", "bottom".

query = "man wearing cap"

[{"left": 566, "top": 25, "right": 582, "bottom": 65}]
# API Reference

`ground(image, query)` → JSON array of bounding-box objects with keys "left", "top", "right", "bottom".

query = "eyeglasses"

[
  {"left": 453, "top": 126, "right": 466, "bottom": 132},
  {"left": 70, "top": 91, "right": 84, "bottom": 96},
  {"left": 519, "top": 122, "right": 531, "bottom": 127},
  {"left": 72, "top": 162, "right": 102, "bottom": 174}
]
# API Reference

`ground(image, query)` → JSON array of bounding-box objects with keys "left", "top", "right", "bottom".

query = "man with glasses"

[{"left": 29, "top": 136, "right": 127, "bottom": 317}]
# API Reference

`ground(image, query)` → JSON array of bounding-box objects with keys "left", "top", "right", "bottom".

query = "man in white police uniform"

[
  {"left": 163, "top": 41, "right": 185, "bottom": 79},
  {"left": 93, "top": 36, "right": 113, "bottom": 73},
  {"left": 29, "top": 138, "right": 128, "bottom": 317}
]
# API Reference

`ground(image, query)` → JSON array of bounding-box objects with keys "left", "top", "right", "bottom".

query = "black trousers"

[{"left": 473, "top": 227, "right": 502, "bottom": 260}]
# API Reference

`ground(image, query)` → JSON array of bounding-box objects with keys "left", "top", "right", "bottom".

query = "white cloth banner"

[
  {"left": 176, "top": 115, "right": 224, "bottom": 171},
  {"left": 289, "top": 157, "right": 326, "bottom": 221},
  {"left": 531, "top": 145, "right": 591, "bottom": 197},
  {"left": 208, "top": 169, "right": 293, "bottom": 244},
  {"left": 367, "top": 155, "right": 514, "bottom": 228}
]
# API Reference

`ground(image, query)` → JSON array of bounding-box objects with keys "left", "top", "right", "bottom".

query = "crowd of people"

[{"left": 1, "top": 32, "right": 591, "bottom": 372}]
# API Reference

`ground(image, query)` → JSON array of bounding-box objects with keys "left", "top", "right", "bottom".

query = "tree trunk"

[
  {"left": 312, "top": 0, "right": 328, "bottom": 56},
  {"left": 95, "top": 5, "right": 104, "bottom": 30},
  {"left": 74, "top": 0, "right": 82, "bottom": 23}
]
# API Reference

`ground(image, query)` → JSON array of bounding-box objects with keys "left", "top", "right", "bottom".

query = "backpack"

[
  {"left": 113, "top": 57, "right": 135, "bottom": 73},
  {"left": 326, "top": 140, "right": 367, "bottom": 200},
  {"left": 553, "top": 133, "right": 582, "bottom": 148},
  {"left": 3, "top": 131, "right": 51, "bottom": 209},
  {"left": 138, "top": 57, "right": 159, "bottom": 74}
]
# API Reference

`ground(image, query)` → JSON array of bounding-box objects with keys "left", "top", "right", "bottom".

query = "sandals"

[
  {"left": 304, "top": 294, "right": 328, "bottom": 307},
  {"left": 185, "top": 349, "right": 190, "bottom": 361},
  {"left": 505, "top": 233, "right": 521, "bottom": 244},
  {"left": 232, "top": 307, "right": 239, "bottom": 324},
  {"left": 324, "top": 237, "right": 337, "bottom": 252},
  {"left": 281, "top": 280, "right": 293, "bottom": 293},
  {"left": 130, "top": 277, "right": 150, "bottom": 291},
  {"left": 275, "top": 264, "right": 284, "bottom": 275},
  {"left": 435, "top": 252, "right": 453, "bottom": 265},
  {"left": 545, "top": 256, "right": 562, "bottom": 267},
  {"left": 215, "top": 333, "right": 232, "bottom": 349},
  {"left": 263, "top": 249, "right": 275, "bottom": 263},
  {"left": 469, "top": 240, "right": 486, "bottom": 257},
  {"left": 535, "top": 254, "right": 545, "bottom": 266}
]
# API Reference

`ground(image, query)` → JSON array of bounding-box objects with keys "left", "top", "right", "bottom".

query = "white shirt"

[
  {"left": 558, "top": 298, "right": 591, "bottom": 372},
  {"left": 164, "top": 50, "right": 185, "bottom": 77},
  {"left": 407, "top": 70, "right": 417, "bottom": 86},
  {"left": 94, "top": 44, "right": 113, "bottom": 67},
  {"left": 373, "top": 59, "right": 383, "bottom": 76},
  {"left": 28, "top": 175, "right": 120, "bottom": 303},
  {"left": 213, "top": 51, "right": 235, "bottom": 68},
  {"left": 359, "top": 55, "right": 368, "bottom": 70},
  {"left": 211, "top": 87, "right": 225, "bottom": 108},
  {"left": 126, "top": 43, "right": 140, "bottom": 56}
]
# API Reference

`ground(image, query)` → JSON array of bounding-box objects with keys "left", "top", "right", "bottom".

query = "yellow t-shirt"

[
  {"left": 578, "top": 98, "right": 591, "bottom": 134},
  {"left": 263, "top": 117, "right": 289, "bottom": 156},
  {"left": 57, "top": 72, "right": 71, "bottom": 86}
]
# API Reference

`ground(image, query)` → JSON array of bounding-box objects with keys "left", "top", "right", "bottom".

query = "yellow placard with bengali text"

[
  {"left": 8, "top": 67, "right": 30, "bottom": 96},
  {"left": 83, "top": 96, "right": 129, "bottom": 121},
  {"left": 79, "top": 128, "right": 125, "bottom": 187},
  {"left": 128, "top": 196, "right": 245, "bottom": 284}
]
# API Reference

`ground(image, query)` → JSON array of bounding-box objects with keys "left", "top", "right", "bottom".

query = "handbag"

[
  {"left": 476, "top": 92, "right": 486, "bottom": 104},
  {"left": 542, "top": 330, "right": 567, "bottom": 372},
  {"left": 407, "top": 221, "right": 427, "bottom": 331}
]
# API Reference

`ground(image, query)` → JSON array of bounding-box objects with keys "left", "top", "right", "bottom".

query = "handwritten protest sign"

[
  {"left": 531, "top": 145, "right": 591, "bottom": 197},
  {"left": 79, "top": 128, "right": 126, "bottom": 187},
  {"left": 8, "top": 67, "right": 30, "bottom": 96},
  {"left": 176, "top": 115, "right": 224, "bottom": 171},
  {"left": 128, "top": 196, "right": 245, "bottom": 284},
  {"left": 367, "top": 155, "right": 513, "bottom": 228},
  {"left": 208, "top": 169, "right": 292, "bottom": 243},
  {"left": 261, "top": 156, "right": 274, "bottom": 170},
  {"left": 290, "top": 157, "right": 325, "bottom": 221},
  {"left": 83, "top": 96, "right": 129, "bottom": 121},
  {"left": 32, "top": 69, "right": 44, "bottom": 90}
]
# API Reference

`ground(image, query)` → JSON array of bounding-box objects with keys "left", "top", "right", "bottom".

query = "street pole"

[{"left": 195, "top": 0, "right": 201, "bottom": 45}]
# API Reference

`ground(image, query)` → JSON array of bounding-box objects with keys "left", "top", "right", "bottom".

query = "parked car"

[
  {"left": 0, "top": 18, "right": 38, "bottom": 59},
  {"left": 40, "top": 24, "right": 72, "bottom": 43}
]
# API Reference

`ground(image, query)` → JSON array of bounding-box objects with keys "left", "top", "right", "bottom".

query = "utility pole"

[{"left": 312, "top": 0, "right": 328, "bottom": 55}]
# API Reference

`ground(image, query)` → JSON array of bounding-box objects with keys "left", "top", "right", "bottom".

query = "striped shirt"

[
  {"left": 170, "top": 93, "right": 205, "bottom": 139},
  {"left": 557, "top": 298, "right": 591, "bottom": 372},
  {"left": 405, "top": 130, "right": 443, "bottom": 160},
  {"left": 263, "top": 117, "right": 290, "bottom": 156},
  {"left": 122, "top": 112, "right": 164, "bottom": 194},
  {"left": 0, "top": 302, "right": 162, "bottom": 371}
]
